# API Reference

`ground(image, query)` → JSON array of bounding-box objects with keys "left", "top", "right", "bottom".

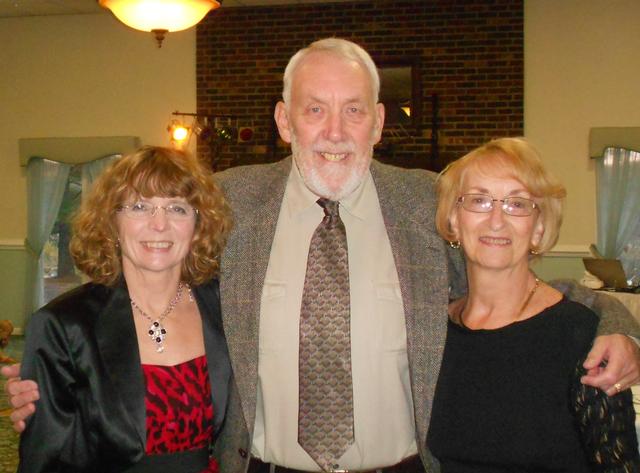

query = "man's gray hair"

[{"left": 282, "top": 38, "right": 380, "bottom": 106}]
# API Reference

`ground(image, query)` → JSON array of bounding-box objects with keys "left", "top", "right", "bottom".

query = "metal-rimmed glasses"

[
  {"left": 117, "top": 201, "right": 198, "bottom": 220},
  {"left": 457, "top": 193, "right": 538, "bottom": 217}
]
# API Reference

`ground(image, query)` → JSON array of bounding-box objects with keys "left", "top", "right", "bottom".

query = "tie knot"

[{"left": 317, "top": 198, "right": 340, "bottom": 218}]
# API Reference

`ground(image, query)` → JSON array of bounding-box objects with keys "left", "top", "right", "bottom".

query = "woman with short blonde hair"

[{"left": 428, "top": 137, "right": 639, "bottom": 471}]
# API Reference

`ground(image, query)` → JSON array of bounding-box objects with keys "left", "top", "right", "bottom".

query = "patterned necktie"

[{"left": 298, "top": 198, "right": 354, "bottom": 472}]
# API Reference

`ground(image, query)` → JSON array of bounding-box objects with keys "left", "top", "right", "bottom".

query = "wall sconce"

[
  {"left": 99, "top": 0, "right": 221, "bottom": 47},
  {"left": 169, "top": 112, "right": 252, "bottom": 168},
  {"left": 170, "top": 112, "right": 248, "bottom": 144}
]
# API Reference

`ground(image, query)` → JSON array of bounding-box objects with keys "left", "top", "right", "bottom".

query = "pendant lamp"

[{"left": 99, "top": 0, "right": 220, "bottom": 47}]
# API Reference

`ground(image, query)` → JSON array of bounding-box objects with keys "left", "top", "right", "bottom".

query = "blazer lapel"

[
  {"left": 219, "top": 157, "right": 292, "bottom": 436},
  {"left": 95, "top": 279, "right": 147, "bottom": 447},
  {"left": 370, "top": 161, "right": 449, "bottom": 456},
  {"left": 195, "top": 279, "right": 232, "bottom": 436}
]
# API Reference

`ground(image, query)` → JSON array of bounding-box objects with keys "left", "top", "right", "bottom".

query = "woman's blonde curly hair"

[{"left": 70, "top": 146, "right": 232, "bottom": 286}]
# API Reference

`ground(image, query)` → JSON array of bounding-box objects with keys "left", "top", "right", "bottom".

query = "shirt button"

[{"left": 238, "top": 448, "right": 248, "bottom": 458}]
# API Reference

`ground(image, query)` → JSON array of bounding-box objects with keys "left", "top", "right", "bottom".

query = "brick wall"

[{"left": 196, "top": 0, "right": 523, "bottom": 172}]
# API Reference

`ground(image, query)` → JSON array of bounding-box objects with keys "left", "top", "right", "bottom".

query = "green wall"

[
  {"left": 531, "top": 255, "right": 586, "bottom": 283},
  {"left": 0, "top": 244, "right": 28, "bottom": 333}
]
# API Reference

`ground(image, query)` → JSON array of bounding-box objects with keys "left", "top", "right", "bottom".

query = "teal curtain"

[
  {"left": 595, "top": 147, "right": 640, "bottom": 282},
  {"left": 80, "top": 154, "right": 120, "bottom": 194},
  {"left": 25, "top": 158, "right": 71, "bottom": 319}
]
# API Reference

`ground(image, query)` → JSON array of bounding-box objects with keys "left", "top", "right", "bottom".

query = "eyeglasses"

[
  {"left": 117, "top": 201, "right": 198, "bottom": 220},
  {"left": 457, "top": 193, "right": 538, "bottom": 217}
]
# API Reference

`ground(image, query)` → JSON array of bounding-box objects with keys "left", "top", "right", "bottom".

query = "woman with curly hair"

[{"left": 17, "top": 146, "right": 233, "bottom": 473}]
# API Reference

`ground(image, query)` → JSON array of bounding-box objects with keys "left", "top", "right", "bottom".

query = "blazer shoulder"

[
  {"left": 371, "top": 160, "right": 438, "bottom": 187},
  {"left": 33, "top": 282, "right": 115, "bottom": 326},
  {"left": 370, "top": 160, "right": 439, "bottom": 225},
  {"left": 214, "top": 159, "right": 290, "bottom": 203}
]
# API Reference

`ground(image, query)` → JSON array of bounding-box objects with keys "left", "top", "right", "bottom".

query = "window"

[
  {"left": 25, "top": 154, "right": 120, "bottom": 314},
  {"left": 42, "top": 166, "right": 83, "bottom": 304},
  {"left": 595, "top": 146, "right": 640, "bottom": 285}
]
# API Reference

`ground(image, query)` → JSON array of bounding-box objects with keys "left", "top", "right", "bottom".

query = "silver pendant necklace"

[{"left": 130, "top": 282, "right": 187, "bottom": 353}]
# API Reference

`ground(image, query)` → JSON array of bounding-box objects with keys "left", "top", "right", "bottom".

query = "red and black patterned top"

[{"left": 142, "top": 355, "right": 218, "bottom": 473}]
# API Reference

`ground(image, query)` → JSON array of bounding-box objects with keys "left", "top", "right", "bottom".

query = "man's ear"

[
  {"left": 372, "top": 102, "right": 385, "bottom": 145},
  {"left": 274, "top": 101, "right": 292, "bottom": 144}
]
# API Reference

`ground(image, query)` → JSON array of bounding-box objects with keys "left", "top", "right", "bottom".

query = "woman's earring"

[
  {"left": 529, "top": 247, "right": 539, "bottom": 255},
  {"left": 449, "top": 240, "right": 461, "bottom": 249}
]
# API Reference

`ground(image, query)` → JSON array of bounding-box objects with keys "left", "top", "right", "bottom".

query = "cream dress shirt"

[{"left": 252, "top": 162, "right": 418, "bottom": 470}]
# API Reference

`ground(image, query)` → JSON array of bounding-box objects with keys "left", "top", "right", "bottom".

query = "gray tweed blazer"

[{"left": 212, "top": 157, "right": 464, "bottom": 472}]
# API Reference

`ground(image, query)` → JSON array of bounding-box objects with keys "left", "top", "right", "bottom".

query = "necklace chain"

[
  {"left": 517, "top": 276, "right": 540, "bottom": 319},
  {"left": 459, "top": 275, "right": 541, "bottom": 328},
  {"left": 130, "top": 282, "right": 188, "bottom": 353}
]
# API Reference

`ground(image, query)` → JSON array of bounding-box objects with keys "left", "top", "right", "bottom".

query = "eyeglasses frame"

[
  {"left": 117, "top": 202, "right": 199, "bottom": 220},
  {"left": 456, "top": 193, "right": 538, "bottom": 217}
]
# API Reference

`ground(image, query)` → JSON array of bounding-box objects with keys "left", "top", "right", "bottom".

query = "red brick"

[{"left": 196, "top": 0, "right": 523, "bottom": 172}]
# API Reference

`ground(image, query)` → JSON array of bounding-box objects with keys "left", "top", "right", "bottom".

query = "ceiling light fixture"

[{"left": 98, "top": 0, "right": 221, "bottom": 48}]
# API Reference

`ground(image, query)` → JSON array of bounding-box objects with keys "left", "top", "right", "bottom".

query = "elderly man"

[{"left": 4, "top": 38, "right": 640, "bottom": 473}]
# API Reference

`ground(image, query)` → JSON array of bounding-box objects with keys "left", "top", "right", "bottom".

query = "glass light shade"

[
  {"left": 172, "top": 125, "right": 189, "bottom": 141},
  {"left": 99, "top": 0, "right": 220, "bottom": 33},
  {"left": 168, "top": 120, "right": 190, "bottom": 142}
]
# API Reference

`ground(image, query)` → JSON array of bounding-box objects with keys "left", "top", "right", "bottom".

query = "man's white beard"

[{"left": 291, "top": 134, "right": 372, "bottom": 201}]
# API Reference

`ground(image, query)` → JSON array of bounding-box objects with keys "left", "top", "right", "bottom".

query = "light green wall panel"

[
  {"left": 0, "top": 245, "right": 28, "bottom": 332},
  {"left": 531, "top": 255, "right": 586, "bottom": 283}
]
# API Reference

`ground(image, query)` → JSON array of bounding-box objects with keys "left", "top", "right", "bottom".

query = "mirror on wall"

[{"left": 378, "top": 61, "right": 420, "bottom": 130}]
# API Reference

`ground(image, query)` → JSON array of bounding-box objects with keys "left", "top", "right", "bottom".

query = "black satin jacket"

[{"left": 18, "top": 278, "right": 232, "bottom": 473}]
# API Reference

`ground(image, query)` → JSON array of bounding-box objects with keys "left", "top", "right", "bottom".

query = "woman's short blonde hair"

[
  {"left": 70, "top": 146, "right": 232, "bottom": 286},
  {"left": 435, "top": 137, "right": 566, "bottom": 255}
]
